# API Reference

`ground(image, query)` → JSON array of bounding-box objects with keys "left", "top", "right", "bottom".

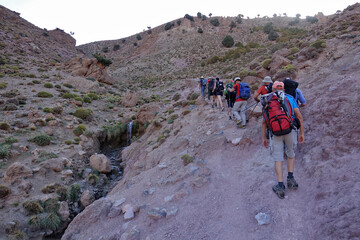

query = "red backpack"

[{"left": 261, "top": 92, "right": 294, "bottom": 136}]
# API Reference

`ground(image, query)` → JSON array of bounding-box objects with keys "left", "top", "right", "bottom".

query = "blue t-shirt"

[
  {"left": 285, "top": 94, "right": 298, "bottom": 117},
  {"left": 295, "top": 88, "right": 306, "bottom": 105}
]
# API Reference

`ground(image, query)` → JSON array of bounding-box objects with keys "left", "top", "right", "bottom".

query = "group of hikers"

[{"left": 198, "top": 76, "right": 306, "bottom": 199}]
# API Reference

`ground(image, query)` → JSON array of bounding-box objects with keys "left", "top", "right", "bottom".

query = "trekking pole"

[{"left": 246, "top": 102, "right": 259, "bottom": 121}]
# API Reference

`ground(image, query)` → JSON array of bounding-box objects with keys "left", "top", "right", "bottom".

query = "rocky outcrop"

[
  {"left": 4, "top": 163, "right": 33, "bottom": 184},
  {"left": 64, "top": 57, "right": 115, "bottom": 85},
  {"left": 121, "top": 91, "right": 138, "bottom": 107}
]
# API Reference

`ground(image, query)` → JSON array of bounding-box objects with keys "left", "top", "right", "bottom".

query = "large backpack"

[
  {"left": 224, "top": 83, "right": 233, "bottom": 96},
  {"left": 261, "top": 92, "right": 294, "bottom": 136},
  {"left": 208, "top": 78, "right": 215, "bottom": 90},
  {"left": 236, "top": 82, "right": 251, "bottom": 100},
  {"left": 201, "top": 78, "right": 207, "bottom": 86},
  {"left": 216, "top": 81, "right": 224, "bottom": 92},
  {"left": 283, "top": 78, "right": 298, "bottom": 98}
]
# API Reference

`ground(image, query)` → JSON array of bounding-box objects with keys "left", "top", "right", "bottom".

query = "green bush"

[
  {"left": 222, "top": 35, "right": 235, "bottom": 48},
  {"left": 62, "top": 93, "right": 78, "bottom": 99},
  {"left": 113, "top": 44, "right": 120, "bottom": 51},
  {"left": 87, "top": 92, "right": 99, "bottom": 100},
  {"left": 263, "top": 22, "right": 274, "bottom": 34},
  {"left": 28, "top": 215, "right": 42, "bottom": 229},
  {"left": 32, "top": 80, "right": 41, "bottom": 84},
  {"left": 0, "top": 82, "right": 7, "bottom": 89},
  {"left": 268, "top": 30, "right": 279, "bottom": 41},
  {"left": 73, "top": 124, "right": 86, "bottom": 136},
  {"left": 262, "top": 59, "right": 272, "bottom": 69},
  {"left": 207, "top": 56, "right": 220, "bottom": 64},
  {"left": 197, "top": 28, "right": 203, "bottom": 33},
  {"left": 23, "top": 201, "right": 44, "bottom": 215},
  {"left": 5, "top": 136, "right": 17, "bottom": 144},
  {"left": 181, "top": 154, "right": 194, "bottom": 166},
  {"left": 0, "top": 184, "right": 11, "bottom": 198},
  {"left": 282, "top": 64, "right": 295, "bottom": 72},
  {"left": 169, "top": 114, "right": 179, "bottom": 120},
  {"left": 83, "top": 95, "right": 92, "bottom": 103},
  {"left": 28, "top": 134, "right": 51, "bottom": 146},
  {"left": 210, "top": 18, "right": 220, "bottom": 26},
  {"left": 54, "top": 84, "right": 61, "bottom": 89},
  {"left": 64, "top": 140, "right": 72, "bottom": 145},
  {"left": 290, "top": 47, "right": 299, "bottom": 54},
  {"left": 56, "top": 186, "right": 68, "bottom": 201},
  {"left": 52, "top": 106, "right": 63, "bottom": 114},
  {"left": 63, "top": 83, "right": 73, "bottom": 88},
  {"left": 43, "top": 107, "right": 54, "bottom": 113},
  {"left": 0, "top": 143, "right": 11, "bottom": 159},
  {"left": 246, "top": 42, "right": 260, "bottom": 48},
  {"left": 43, "top": 198, "right": 59, "bottom": 213},
  {"left": 67, "top": 184, "right": 81, "bottom": 202},
  {"left": 37, "top": 91, "right": 53, "bottom": 98},
  {"left": 73, "top": 108, "right": 92, "bottom": 120},
  {"left": 44, "top": 83, "right": 53, "bottom": 88},
  {"left": 0, "top": 73, "right": 5, "bottom": 78},
  {"left": 0, "top": 122, "right": 10, "bottom": 131},
  {"left": 310, "top": 40, "right": 326, "bottom": 49},
  {"left": 74, "top": 96, "right": 84, "bottom": 103},
  {"left": 184, "top": 14, "right": 194, "bottom": 22}
]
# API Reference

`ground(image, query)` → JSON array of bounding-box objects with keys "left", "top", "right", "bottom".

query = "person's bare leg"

[
  {"left": 275, "top": 161, "right": 283, "bottom": 182},
  {"left": 287, "top": 157, "right": 295, "bottom": 173}
]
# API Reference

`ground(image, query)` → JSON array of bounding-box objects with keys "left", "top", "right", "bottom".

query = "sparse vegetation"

[
  {"left": 44, "top": 83, "right": 53, "bottom": 88},
  {"left": 67, "top": 184, "right": 81, "bottom": 203},
  {"left": 306, "top": 16, "right": 318, "bottom": 24},
  {"left": 310, "top": 39, "right": 327, "bottom": 49},
  {"left": 73, "top": 108, "right": 92, "bottom": 120},
  {"left": 93, "top": 53, "right": 112, "bottom": 67},
  {"left": 210, "top": 18, "right": 220, "bottom": 26},
  {"left": 23, "top": 201, "right": 44, "bottom": 215},
  {"left": 37, "top": 91, "right": 53, "bottom": 98},
  {"left": 0, "top": 184, "right": 11, "bottom": 198},
  {"left": 165, "top": 22, "right": 174, "bottom": 31},
  {"left": 222, "top": 36, "right": 235, "bottom": 48},
  {"left": 184, "top": 14, "right": 194, "bottom": 22},
  {"left": 73, "top": 124, "right": 86, "bottom": 136},
  {"left": 181, "top": 154, "right": 194, "bottom": 166},
  {"left": 28, "top": 134, "right": 51, "bottom": 146}
]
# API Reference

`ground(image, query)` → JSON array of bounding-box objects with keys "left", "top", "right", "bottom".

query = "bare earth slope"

[{"left": 62, "top": 35, "right": 360, "bottom": 239}]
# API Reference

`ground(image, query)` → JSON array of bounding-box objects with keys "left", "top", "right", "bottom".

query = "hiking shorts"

[{"left": 269, "top": 130, "right": 297, "bottom": 162}]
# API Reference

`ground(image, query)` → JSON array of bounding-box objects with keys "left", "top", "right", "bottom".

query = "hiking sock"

[
  {"left": 287, "top": 172, "right": 294, "bottom": 179},
  {"left": 278, "top": 182, "right": 285, "bottom": 189}
]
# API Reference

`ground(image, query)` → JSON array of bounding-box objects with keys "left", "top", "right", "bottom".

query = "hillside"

[{"left": 0, "top": 3, "right": 360, "bottom": 240}]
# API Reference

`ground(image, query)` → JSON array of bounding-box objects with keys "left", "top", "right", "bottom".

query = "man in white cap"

[{"left": 254, "top": 76, "right": 273, "bottom": 102}]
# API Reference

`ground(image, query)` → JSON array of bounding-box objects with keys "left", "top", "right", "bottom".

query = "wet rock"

[
  {"left": 80, "top": 190, "right": 95, "bottom": 207},
  {"left": 255, "top": 212, "right": 271, "bottom": 225},
  {"left": 4, "top": 162, "right": 33, "bottom": 183},
  {"left": 90, "top": 153, "right": 111, "bottom": 173}
]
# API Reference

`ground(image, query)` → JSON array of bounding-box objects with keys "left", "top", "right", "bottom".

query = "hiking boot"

[
  {"left": 287, "top": 177, "right": 299, "bottom": 190},
  {"left": 237, "top": 124, "right": 245, "bottom": 128},
  {"left": 272, "top": 184, "right": 285, "bottom": 199}
]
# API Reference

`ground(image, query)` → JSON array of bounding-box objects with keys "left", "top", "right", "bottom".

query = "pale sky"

[{"left": 0, "top": 0, "right": 358, "bottom": 45}]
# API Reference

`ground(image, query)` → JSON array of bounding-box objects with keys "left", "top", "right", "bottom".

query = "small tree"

[
  {"left": 164, "top": 22, "right": 174, "bottom": 30},
  {"left": 229, "top": 21, "right": 236, "bottom": 30},
  {"left": 113, "top": 44, "right": 120, "bottom": 51},
  {"left": 296, "top": 13, "right": 301, "bottom": 18},
  {"left": 268, "top": 30, "right": 279, "bottom": 41},
  {"left": 197, "top": 12, "right": 202, "bottom": 18},
  {"left": 136, "top": 34, "right": 142, "bottom": 40},
  {"left": 184, "top": 14, "right": 194, "bottom": 22},
  {"left": 198, "top": 28, "right": 203, "bottom": 33},
  {"left": 236, "top": 14, "right": 243, "bottom": 24},
  {"left": 273, "top": 13, "right": 277, "bottom": 17},
  {"left": 222, "top": 35, "right": 234, "bottom": 48},
  {"left": 177, "top": 20, "right": 181, "bottom": 25},
  {"left": 210, "top": 18, "right": 220, "bottom": 26},
  {"left": 263, "top": 22, "right": 274, "bottom": 34},
  {"left": 209, "top": 13, "right": 212, "bottom": 18},
  {"left": 202, "top": 15, "right": 207, "bottom": 21}
]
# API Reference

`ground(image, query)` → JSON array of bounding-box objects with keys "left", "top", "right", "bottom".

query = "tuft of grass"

[
  {"left": 181, "top": 154, "right": 194, "bottom": 166},
  {"left": 41, "top": 212, "right": 61, "bottom": 231},
  {"left": 0, "top": 184, "right": 11, "bottom": 198},
  {"left": 73, "top": 108, "right": 92, "bottom": 120},
  {"left": 23, "top": 201, "right": 43, "bottom": 215},
  {"left": 67, "top": 184, "right": 81, "bottom": 203},
  {"left": 0, "top": 122, "right": 11, "bottom": 131},
  {"left": 43, "top": 83, "right": 53, "bottom": 88},
  {"left": 73, "top": 124, "right": 86, "bottom": 136}
]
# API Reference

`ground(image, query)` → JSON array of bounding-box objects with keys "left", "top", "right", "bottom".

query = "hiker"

[
  {"left": 214, "top": 77, "right": 224, "bottom": 111},
  {"left": 199, "top": 76, "right": 207, "bottom": 99},
  {"left": 207, "top": 77, "right": 216, "bottom": 107},
  {"left": 254, "top": 76, "right": 273, "bottom": 102},
  {"left": 224, "top": 79, "right": 236, "bottom": 119},
  {"left": 261, "top": 81, "right": 304, "bottom": 199},
  {"left": 228, "top": 77, "right": 251, "bottom": 128},
  {"left": 283, "top": 77, "right": 306, "bottom": 107}
]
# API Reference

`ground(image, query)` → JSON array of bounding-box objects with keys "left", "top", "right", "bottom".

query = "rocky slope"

[{"left": 1, "top": 3, "right": 360, "bottom": 240}]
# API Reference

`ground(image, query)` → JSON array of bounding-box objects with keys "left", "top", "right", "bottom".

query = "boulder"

[
  {"left": 58, "top": 201, "right": 70, "bottom": 221},
  {"left": 274, "top": 48, "right": 291, "bottom": 57},
  {"left": 63, "top": 76, "right": 101, "bottom": 92},
  {"left": 40, "top": 158, "right": 64, "bottom": 172},
  {"left": 80, "top": 190, "right": 95, "bottom": 208},
  {"left": 4, "top": 162, "right": 33, "bottom": 183},
  {"left": 89, "top": 154, "right": 111, "bottom": 173},
  {"left": 269, "top": 54, "right": 291, "bottom": 70},
  {"left": 122, "top": 92, "right": 138, "bottom": 107}
]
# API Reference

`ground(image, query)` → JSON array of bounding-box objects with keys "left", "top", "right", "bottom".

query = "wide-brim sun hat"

[{"left": 263, "top": 76, "right": 272, "bottom": 83}]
